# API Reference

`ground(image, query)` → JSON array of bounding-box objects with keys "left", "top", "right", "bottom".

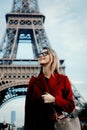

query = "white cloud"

[
  {"left": 71, "top": 80, "right": 86, "bottom": 85},
  {"left": 40, "top": 0, "right": 87, "bottom": 50}
]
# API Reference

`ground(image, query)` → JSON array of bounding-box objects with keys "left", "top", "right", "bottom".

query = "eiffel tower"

[{"left": 0, "top": 0, "right": 85, "bottom": 109}]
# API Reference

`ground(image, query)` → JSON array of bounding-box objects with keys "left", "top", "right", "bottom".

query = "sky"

[{"left": 0, "top": 0, "right": 87, "bottom": 127}]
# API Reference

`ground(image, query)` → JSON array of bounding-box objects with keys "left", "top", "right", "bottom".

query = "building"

[{"left": 11, "top": 111, "right": 16, "bottom": 124}]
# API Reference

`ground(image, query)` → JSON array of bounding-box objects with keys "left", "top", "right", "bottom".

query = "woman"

[{"left": 24, "top": 47, "right": 75, "bottom": 130}]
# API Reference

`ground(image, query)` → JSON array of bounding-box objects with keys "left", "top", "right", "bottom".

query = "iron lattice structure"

[
  {"left": 0, "top": 0, "right": 50, "bottom": 59},
  {"left": 0, "top": 0, "right": 86, "bottom": 108}
]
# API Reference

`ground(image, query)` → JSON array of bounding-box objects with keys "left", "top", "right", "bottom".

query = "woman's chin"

[{"left": 40, "top": 62, "right": 47, "bottom": 66}]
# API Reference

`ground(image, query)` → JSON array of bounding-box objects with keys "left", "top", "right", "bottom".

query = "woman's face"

[{"left": 38, "top": 49, "right": 51, "bottom": 65}]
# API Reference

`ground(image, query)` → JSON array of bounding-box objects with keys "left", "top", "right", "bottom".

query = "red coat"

[{"left": 24, "top": 72, "right": 75, "bottom": 130}]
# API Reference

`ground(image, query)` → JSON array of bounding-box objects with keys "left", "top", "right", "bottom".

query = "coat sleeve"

[{"left": 55, "top": 76, "right": 75, "bottom": 113}]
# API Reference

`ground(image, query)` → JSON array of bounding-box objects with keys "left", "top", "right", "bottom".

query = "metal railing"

[{"left": 0, "top": 59, "right": 40, "bottom": 67}]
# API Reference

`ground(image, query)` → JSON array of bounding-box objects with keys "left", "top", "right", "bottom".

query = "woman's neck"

[{"left": 43, "top": 66, "right": 52, "bottom": 78}]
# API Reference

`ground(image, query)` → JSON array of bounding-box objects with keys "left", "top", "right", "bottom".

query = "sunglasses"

[{"left": 38, "top": 51, "right": 49, "bottom": 57}]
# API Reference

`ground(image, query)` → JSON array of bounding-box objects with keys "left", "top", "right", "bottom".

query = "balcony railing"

[{"left": 0, "top": 59, "right": 40, "bottom": 66}]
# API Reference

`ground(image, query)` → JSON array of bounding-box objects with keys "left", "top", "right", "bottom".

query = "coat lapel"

[
  {"left": 33, "top": 73, "right": 61, "bottom": 94},
  {"left": 35, "top": 73, "right": 50, "bottom": 93}
]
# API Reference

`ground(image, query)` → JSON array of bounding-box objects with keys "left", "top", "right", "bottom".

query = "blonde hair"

[{"left": 41, "top": 47, "right": 61, "bottom": 74}]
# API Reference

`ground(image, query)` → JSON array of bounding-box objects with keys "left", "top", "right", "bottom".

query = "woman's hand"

[{"left": 41, "top": 92, "right": 55, "bottom": 103}]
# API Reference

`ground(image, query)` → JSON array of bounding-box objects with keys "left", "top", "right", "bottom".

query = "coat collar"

[
  {"left": 33, "top": 72, "right": 61, "bottom": 93},
  {"left": 37, "top": 73, "right": 50, "bottom": 93}
]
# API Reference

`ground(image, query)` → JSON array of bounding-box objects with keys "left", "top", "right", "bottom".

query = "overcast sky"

[{"left": 0, "top": 0, "right": 87, "bottom": 127}]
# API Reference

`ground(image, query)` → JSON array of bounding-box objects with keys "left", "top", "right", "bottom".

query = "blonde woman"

[{"left": 24, "top": 47, "right": 75, "bottom": 130}]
